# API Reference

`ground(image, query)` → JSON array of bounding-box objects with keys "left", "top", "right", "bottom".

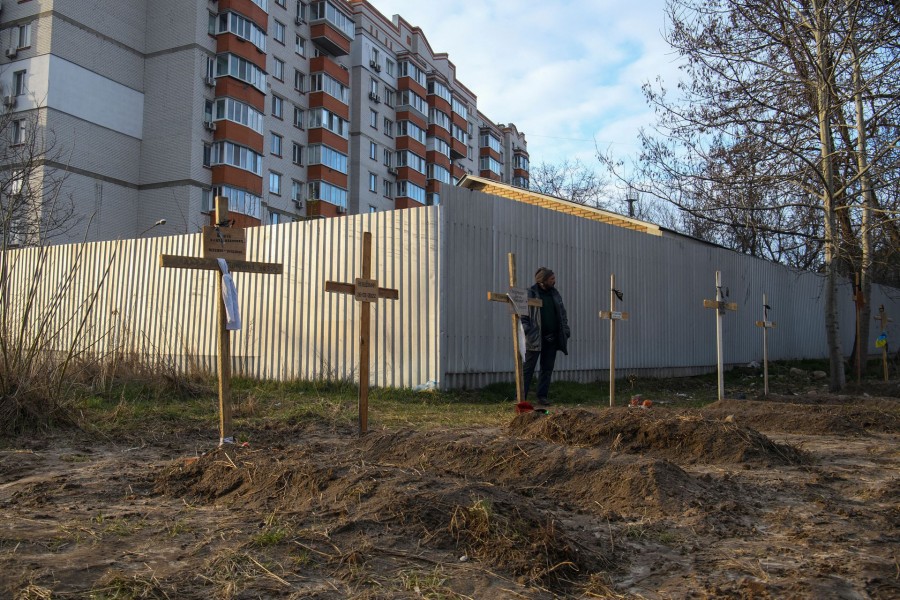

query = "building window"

[
  {"left": 368, "top": 172, "right": 377, "bottom": 192},
  {"left": 369, "top": 77, "right": 378, "bottom": 95},
  {"left": 293, "top": 106, "right": 305, "bottom": 129},
  {"left": 383, "top": 118, "right": 393, "bottom": 137},
  {"left": 214, "top": 97, "right": 265, "bottom": 134},
  {"left": 271, "top": 133, "right": 283, "bottom": 156},
  {"left": 384, "top": 88, "right": 395, "bottom": 108},
  {"left": 295, "top": 35, "right": 306, "bottom": 56},
  {"left": 276, "top": 0, "right": 286, "bottom": 6},
  {"left": 385, "top": 58, "right": 395, "bottom": 77},
  {"left": 269, "top": 172, "right": 282, "bottom": 195},
  {"left": 308, "top": 144, "right": 348, "bottom": 174},
  {"left": 369, "top": 141, "right": 377, "bottom": 160},
  {"left": 296, "top": 1, "right": 308, "bottom": 22},
  {"left": 13, "top": 71, "right": 26, "bottom": 96},
  {"left": 307, "top": 107, "right": 349, "bottom": 137},
  {"left": 273, "top": 20, "right": 286, "bottom": 44},
  {"left": 216, "top": 53, "right": 266, "bottom": 92},
  {"left": 16, "top": 23, "right": 32, "bottom": 49},
  {"left": 273, "top": 57, "right": 285, "bottom": 81},
  {"left": 12, "top": 119, "right": 27, "bottom": 145},
  {"left": 383, "top": 180, "right": 393, "bottom": 198},
  {"left": 272, "top": 95, "right": 284, "bottom": 118},
  {"left": 209, "top": 141, "right": 262, "bottom": 175},
  {"left": 369, "top": 109, "right": 378, "bottom": 129},
  {"left": 216, "top": 12, "right": 266, "bottom": 51},
  {"left": 397, "top": 181, "right": 426, "bottom": 203},
  {"left": 307, "top": 180, "right": 348, "bottom": 209},
  {"left": 383, "top": 148, "right": 391, "bottom": 166},
  {"left": 203, "top": 143, "right": 212, "bottom": 167},
  {"left": 291, "top": 180, "right": 304, "bottom": 203},
  {"left": 292, "top": 142, "right": 303, "bottom": 165},
  {"left": 294, "top": 70, "right": 306, "bottom": 92},
  {"left": 369, "top": 205, "right": 378, "bottom": 213}
]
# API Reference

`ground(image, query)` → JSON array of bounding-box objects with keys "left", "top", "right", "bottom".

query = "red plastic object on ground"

[{"left": 516, "top": 401, "right": 534, "bottom": 414}]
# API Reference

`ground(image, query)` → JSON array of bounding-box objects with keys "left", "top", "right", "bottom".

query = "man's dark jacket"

[{"left": 522, "top": 283, "right": 570, "bottom": 355}]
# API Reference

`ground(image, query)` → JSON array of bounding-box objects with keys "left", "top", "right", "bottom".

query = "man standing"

[{"left": 521, "top": 267, "right": 570, "bottom": 405}]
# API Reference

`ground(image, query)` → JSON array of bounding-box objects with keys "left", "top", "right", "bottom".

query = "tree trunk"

[
  {"left": 852, "top": 41, "right": 874, "bottom": 379},
  {"left": 813, "top": 0, "right": 846, "bottom": 391}
]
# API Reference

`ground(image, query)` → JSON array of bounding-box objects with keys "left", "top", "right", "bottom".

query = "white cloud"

[{"left": 368, "top": 0, "right": 678, "bottom": 170}]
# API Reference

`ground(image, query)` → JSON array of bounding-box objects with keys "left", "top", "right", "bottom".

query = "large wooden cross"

[
  {"left": 875, "top": 304, "right": 893, "bottom": 382},
  {"left": 487, "top": 253, "right": 542, "bottom": 404},
  {"left": 160, "top": 196, "right": 283, "bottom": 445},
  {"left": 754, "top": 293, "right": 776, "bottom": 396},
  {"left": 325, "top": 231, "right": 398, "bottom": 435},
  {"left": 703, "top": 271, "right": 738, "bottom": 402},
  {"left": 599, "top": 273, "right": 629, "bottom": 407}
]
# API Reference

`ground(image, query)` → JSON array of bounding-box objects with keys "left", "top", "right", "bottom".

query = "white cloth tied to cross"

[{"left": 217, "top": 258, "right": 242, "bottom": 331}]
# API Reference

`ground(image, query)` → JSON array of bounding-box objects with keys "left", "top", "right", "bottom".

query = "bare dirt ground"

[{"left": 1, "top": 389, "right": 898, "bottom": 599}]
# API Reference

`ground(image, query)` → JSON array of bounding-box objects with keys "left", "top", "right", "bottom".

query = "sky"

[{"left": 367, "top": 0, "right": 682, "bottom": 176}]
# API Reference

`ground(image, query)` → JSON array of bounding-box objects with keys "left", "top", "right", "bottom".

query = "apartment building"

[{"left": 0, "top": 0, "right": 529, "bottom": 242}]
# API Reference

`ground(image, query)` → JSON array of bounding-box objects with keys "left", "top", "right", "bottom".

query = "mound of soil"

[
  {"left": 155, "top": 442, "right": 612, "bottom": 587},
  {"left": 701, "top": 397, "right": 900, "bottom": 435},
  {"left": 509, "top": 407, "right": 805, "bottom": 466}
]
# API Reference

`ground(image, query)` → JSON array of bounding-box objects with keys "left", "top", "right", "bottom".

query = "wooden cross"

[
  {"left": 703, "top": 271, "right": 738, "bottom": 402},
  {"left": 160, "top": 196, "right": 283, "bottom": 445},
  {"left": 875, "top": 304, "right": 893, "bottom": 382},
  {"left": 754, "top": 293, "right": 776, "bottom": 396},
  {"left": 487, "top": 253, "right": 543, "bottom": 404},
  {"left": 599, "top": 274, "right": 629, "bottom": 407},
  {"left": 325, "top": 231, "right": 398, "bottom": 434}
]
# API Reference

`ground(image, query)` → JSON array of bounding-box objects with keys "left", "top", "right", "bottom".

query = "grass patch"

[{"left": 56, "top": 358, "right": 892, "bottom": 444}]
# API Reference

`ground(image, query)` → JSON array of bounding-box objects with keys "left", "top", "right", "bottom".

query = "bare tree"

[
  {"left": 602, "top": 0, "right": 900, "bottom": 390},
  {"left": 530, "top": 159, "right": 610, "bottom": 208}
]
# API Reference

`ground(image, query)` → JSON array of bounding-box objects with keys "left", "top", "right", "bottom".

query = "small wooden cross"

[
  {"left": 599, "top": 274, "right": 629, "bottom": 407},
  {"left": 754, "top": 293, "right": 776, "bottom": 396},
  {"left": 703, "top": 271, "right": 738, "bottom": 402},
  {"left": 325, "top": 231, "right": 399, "bottom": 434},
  {"left": 487, "top": 253, "right": 543, "bottom": 404},
  {"left": 160, "top": 196, "right": 283, "bottom": 445},
  {"left": 875, "top": 304, "right": 893, "bottom": 382}
]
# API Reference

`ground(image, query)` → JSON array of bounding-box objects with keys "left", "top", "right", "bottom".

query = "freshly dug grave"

[
  {"left": 700, "top": 396, "right": 900, "bottom": 435},
  {"left": 2, "top": 394, "right": 899, "bottom": 599},
  {"left": 509, "top": 407, "right": 806, "bottom": 466}
]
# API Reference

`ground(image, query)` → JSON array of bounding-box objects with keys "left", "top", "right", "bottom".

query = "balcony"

[{"left": 310, "top": 22, "right": 351, "bottom": 56}]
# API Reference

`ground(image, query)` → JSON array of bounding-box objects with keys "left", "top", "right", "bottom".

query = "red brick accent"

[
  {"left": 215, "top": 120, "right": 264, "bottom": 151},
  {"left": 428, "top": 95, "right": 451, "bottom": 114},
  {"left": 397, "top": 169, "right": 427, "bottom": 187},
  {"left": 308, "top": 166, "right": 348, "bottom": 188},
  {"left": 310, "top": 22, "right": 352, "bottom": 55},
  {"left": 395, "top": 137, "right": 426, "bottom": 155},
  {"left": 309, "top": 56, "right": 351, "bottom": 85},
  {"left": 217, "top": 78, "right": 266, "bottom": 113},
  {"left": 308, "top": 91, "right": 350, "bottom": 120},
  {"left": 394, "top": 197, "right": 425, "bottom": 210},
  {"left": 397, "top": 76, "right": 427, "bottom": 98},
  {"left": 212, "top": 165, "right": 262, "bottom": 196},
  {"left": 307, "top": 200, "right": 342, "bottom": 218},
  {"left": 307, "top": 128, "right": 349, "bottom": 152},
  {"left": 217, "top": 35, "right": 266, "bottom": 69},
  {"left": 208, "top": 211, "right": 262, "bottom": 228},
  {"left": 219, "top": 0, "right": 267, "bottom": 27},
  {"left": 426, "top": 151, "right": 451, "bottom": 170}
]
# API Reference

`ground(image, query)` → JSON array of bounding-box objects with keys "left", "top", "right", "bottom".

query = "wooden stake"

[
  {"left": 325, "top": 232, "right": 399, "bottom": 434},
  {"left": 754, "top": 294, "right": 776, "bottom": 396},
  {"left": 703, "top": 271, "right": 737, "bottom": 402},
  {"left": 487, "top": 253, "right": 542, "bottom": 403},
  {"left": 599, "top": 274, "right": 629, "bottom": 407},
  {"left": 875, "top": 305, "right": 892, "bottom": 382},
  {"left": 160, "top": 196, "right": 283, "bottom": 445},
  {"left": 854, "top": 273, "right": 864, "bottom": 384}
]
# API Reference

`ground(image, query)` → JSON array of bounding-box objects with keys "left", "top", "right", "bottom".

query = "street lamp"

[{"left": 138, "top": 219, "right": 167, "bottom": 238}]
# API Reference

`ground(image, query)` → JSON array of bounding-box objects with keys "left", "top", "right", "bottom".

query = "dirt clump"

[
  {"left": 701, "top": 397, "right": 900, "bottom": 435},
  {"left": 510, "top": 407, "right": 805, "bottom": 466}
]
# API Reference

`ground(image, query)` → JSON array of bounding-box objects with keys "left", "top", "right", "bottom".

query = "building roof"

[{"left": 457, "top": 175, "right": 663, "bottom": 236}]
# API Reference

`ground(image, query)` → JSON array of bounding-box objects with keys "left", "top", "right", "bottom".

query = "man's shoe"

[{"left": 537, "top": 397, "right": 551, "bottom": 406}]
